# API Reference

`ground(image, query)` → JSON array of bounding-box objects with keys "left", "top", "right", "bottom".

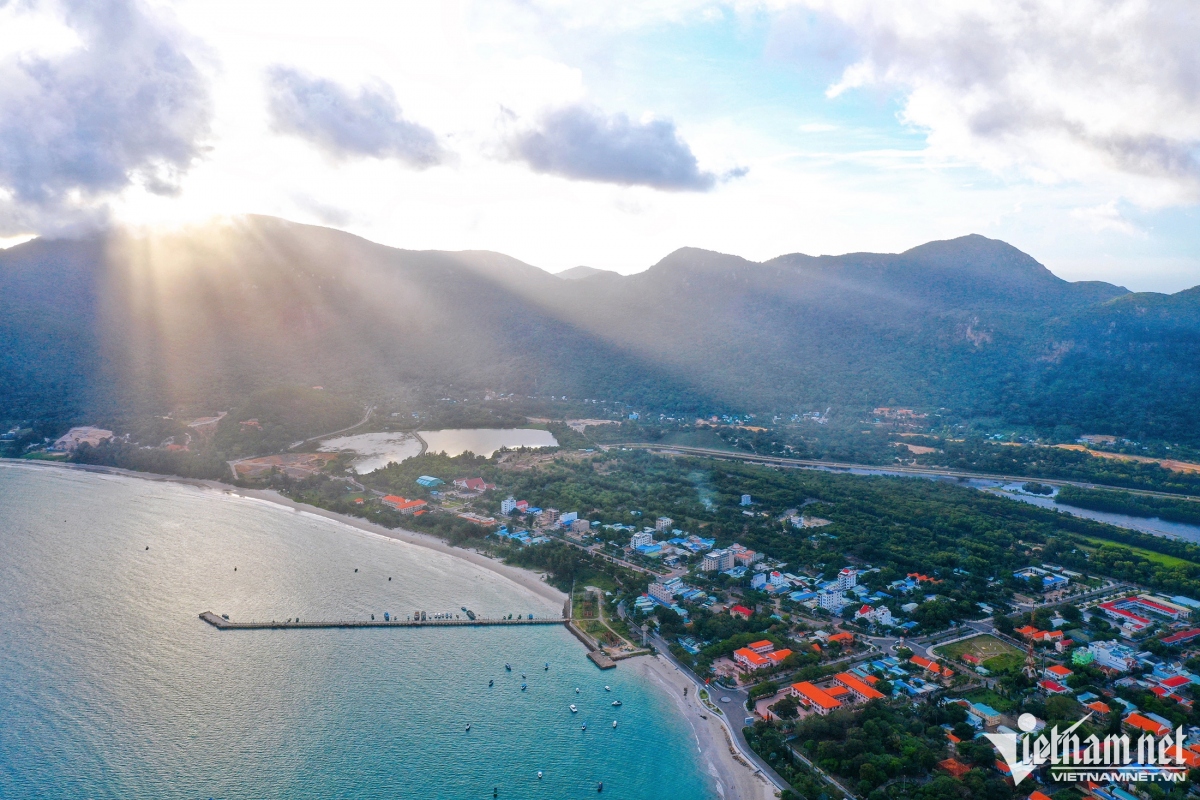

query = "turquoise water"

[{"left": 0, "top": 464, "right": 712, "bottom": 799}]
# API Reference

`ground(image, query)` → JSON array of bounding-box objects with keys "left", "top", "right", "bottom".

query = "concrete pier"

[{"left": 200, "top": 611, "right": 565, "bottom": 630}]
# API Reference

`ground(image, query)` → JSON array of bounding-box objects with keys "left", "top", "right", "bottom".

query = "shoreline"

[
  {"left": 0, "top": 458, "right": 567, "bottom": 608},
  {"left": 1, "top": 457, "right": 780, "bottom": 798},
  {"left": 626, "top": 655, "right": 779, "bottom": 800}
]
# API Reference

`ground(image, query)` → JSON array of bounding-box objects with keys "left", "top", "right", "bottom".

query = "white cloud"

[
  {"left": 794, "top": 0, "right": 1200, "bottom": 206},
  {"left": 0, "top": 0, "right": 212, "bottom": 235},
  {"left": 1069, "top": 201, "right": 1141, "bottom": 236}
]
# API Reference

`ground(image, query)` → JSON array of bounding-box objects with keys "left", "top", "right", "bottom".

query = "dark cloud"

[
  {"left": 507, "top": 105, "right": 735, "bottom": 191},
  {"left": 266, "top": 67, "right": 445, "bottom": 167},
  {"left": 0, "top": 0, "right": 212, "bottom": 234}
]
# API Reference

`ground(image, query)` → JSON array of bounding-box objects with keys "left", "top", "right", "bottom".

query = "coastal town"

[
  {"left": 16, "top": 408, "right": 1200, "bottom": 800},
  {"left": 219, "top": 438, "right": 1200, "bottom": 800}
]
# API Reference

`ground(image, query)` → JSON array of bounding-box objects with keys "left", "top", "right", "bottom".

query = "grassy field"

[
  {"left": 1076, "top": 535, "right": 1196, "bottom": 568},
  {"left": 963, "top": 687, "right": 1017, "bottom": 713},
  {"left": 937, "top": 634, "right": 1022, "bottom": 663}
]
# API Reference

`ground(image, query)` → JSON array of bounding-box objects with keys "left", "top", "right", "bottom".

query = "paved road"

[
  {"left": 611, "top": 442, "right": 1200, "bottom": 501},
  {"left": 288, "top": 404, "right": 376, "bottom": 450}
]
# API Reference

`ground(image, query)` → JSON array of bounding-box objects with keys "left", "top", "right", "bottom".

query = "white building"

[
  {"left": 837, "top": 568, "right": 858, "bottom": 591},
  {"left": 751, "top": 573, "right": 767, "bottom": 590},
  {"left": 655, "top": 516, "right": 673, "bottom": 532},
  {"left": 1087, "top": 641, "right": 1138, "bottom": 673},
  {"left": 630, "top": 531, "right": 655, "bottom": 548},
  {"left": 701, "top": 549, "right": 735, "bottom": 573},
  {"left": 501, "top": 496, "right": 517, "bottom": 514},
  {"left": 648, "top": 582, "right": 676, "bottom": 604},
  {"left": 818, "top": 591, "right": 849, "bottom": 613}
]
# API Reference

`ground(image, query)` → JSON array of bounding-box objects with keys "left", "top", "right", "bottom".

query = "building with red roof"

[
  {"left": 1038, "top": 679, "right": 1071, "bottom": 695},
  {"left": 1162, "top": 628, "right": 1200, "bottom": 645},
  {"left": 729, "top": 604, "right": 752, "bottom": 620}
]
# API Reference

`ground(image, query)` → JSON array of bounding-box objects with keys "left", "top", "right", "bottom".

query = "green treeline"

[{"left": 1057, "top": 485, "right": 1200, "bottom": 525}]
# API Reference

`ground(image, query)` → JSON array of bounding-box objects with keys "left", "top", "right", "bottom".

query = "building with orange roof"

[
  {"left": 1028, "top": 791, "right": 1053, "bottom": 800},
  {"left": 1015, "top": 625, "right": 1042, "bottom": 639},
  {"left": 835, "top": 672, "right": 886, "bottom": 701},
  {"left": 733, "top": 647, "right": 770, "bottom": 670},
  {"left": 1084, "top": 700, "right": 1111, "bottom": 715},
  {"left": 790, "top": 682, "right": 842, "bottom": 715},
  {"left": 747, "top": 640, "right": 774, "bottom": 653},
  {"left": 825, "top": 685, "right": 851, "bottom": 697},
  {"left": 1125, "top": 713, "right": 1170, "bottom": 737},
  {"left": 1044, "top": 664, "right": 1073, "bottom": 680},
  {"left": 827, "top": 631, "right": 855, "bottom": 644},
  {"left": 382, "top": 495, "right": 428, "bottom": 514},
  {"left": 937, "top": 758, "right": 971, "bottom": 779},
  {"left": 1168, "top": 746, "right": 1200, "bottom": 768}
]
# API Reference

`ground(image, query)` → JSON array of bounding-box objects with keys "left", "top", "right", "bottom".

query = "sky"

[{"left": 1, "top": 1, "right": 1199, "bottom": 291}]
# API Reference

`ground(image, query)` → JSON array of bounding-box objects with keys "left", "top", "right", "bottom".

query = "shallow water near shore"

[{"left": 0, "top": 464, "right": 712, "bottom": 799}]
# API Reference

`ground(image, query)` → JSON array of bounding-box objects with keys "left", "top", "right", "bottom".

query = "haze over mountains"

[{"left": 2, "top": 216, "right": 1198, "bottom": 441}]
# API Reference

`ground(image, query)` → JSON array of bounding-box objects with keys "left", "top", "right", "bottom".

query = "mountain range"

[{"left": 2, "top": 215, "right": 1198, "bottom": 441}]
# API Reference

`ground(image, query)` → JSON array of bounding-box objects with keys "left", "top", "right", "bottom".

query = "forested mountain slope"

[{"left": 3, "top": 215, "right": 1197, "bottom": 441}]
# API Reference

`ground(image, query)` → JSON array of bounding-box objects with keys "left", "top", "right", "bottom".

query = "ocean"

[{"left": 0, "top": 463, "right": 713, "bottom": 799}]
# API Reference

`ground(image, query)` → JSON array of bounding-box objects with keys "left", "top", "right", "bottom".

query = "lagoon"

[
  {"left": 0, "top": 463, "right": 712, "bottom": 799},
  {"left": 321, "top": 428, "right": 559, "bottom": 474}
]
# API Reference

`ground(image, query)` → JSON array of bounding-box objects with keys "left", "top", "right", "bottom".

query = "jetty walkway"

[{"left": 200, "top": 611, "right": 565, "bottom": 630}]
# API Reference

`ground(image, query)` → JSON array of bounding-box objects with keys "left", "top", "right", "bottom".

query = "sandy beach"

[
  {"left": 2, "top": 458, "right": 779, "bottom": 798},
  {"left": 625, "top": 655, "right": 781, "bottom": 800}
]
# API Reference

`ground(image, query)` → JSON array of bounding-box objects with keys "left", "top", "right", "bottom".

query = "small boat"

[
  {"left": 489, "top": 679, "right": 494, "bottom": 687},
  {"left": 521, "top": 683, "right": 527, "bottom": 691},
  {"left": 604, "top": 686, "right": 610, "bottom": 692},
  {"left": 465, "top": 723, "right": 471, "bottom": 732},
  {"left": 598, "top": 782, "right": 603, "bottom": 792},
  {"left": 544, "top": 662, "right": 549, "bottom": 670},
  {"left": 611, "top": 700, "right": 622, "bottom": 707},
  {"left": 612, "top": 720, "right": 617, "bottom": 728},
  {"left": 521, "top": 673, "right": 526, "bottom": 679},
  {"left": 575, "top": 687, "right": 580, "bottom": 694},
  {"left": 570, "top": 704, "right": 578, "bottom": 713},
  {"left": 505, "top": 664, "right": 512, "bottom": 671},
  {"left": 581, "top": 722, "right": 587, "bottom": 731},
  {"left": 537, "top": 771, "right": 543, "bottom": 779}
]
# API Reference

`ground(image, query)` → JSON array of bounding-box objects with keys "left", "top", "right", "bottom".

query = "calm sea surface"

[{"left": 0, "top": 464, "right": 711, "bottom": 799}]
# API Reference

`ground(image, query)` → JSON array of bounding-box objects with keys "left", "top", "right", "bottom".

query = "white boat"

[
  {"left": 537, "top": 771, "right": 543, "bottom": 779},
  {"left": 612, "top": 720, "right": 618, "bottom": 728},
  {"left": 581, "top": 722, "right": 587, "bottom": 730},
  {"left": 570, "top": 704, "right": 578, "bottom": 713},
  {"left": 575, "top": 687, "right": 580, "bottom": 694},
  {"left": 611, "top": 700, "right": 621, "bottom": 707},
  {"left": 604, "top": 686, "right": 610, "bottom": 692}
]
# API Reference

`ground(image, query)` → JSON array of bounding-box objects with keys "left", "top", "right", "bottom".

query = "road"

[
  {"left": 288, "top": 404, "right": 376, "bottom": 450},
  {"left": 611, "top": 442, "right": 1200, "bottom": 502}
]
